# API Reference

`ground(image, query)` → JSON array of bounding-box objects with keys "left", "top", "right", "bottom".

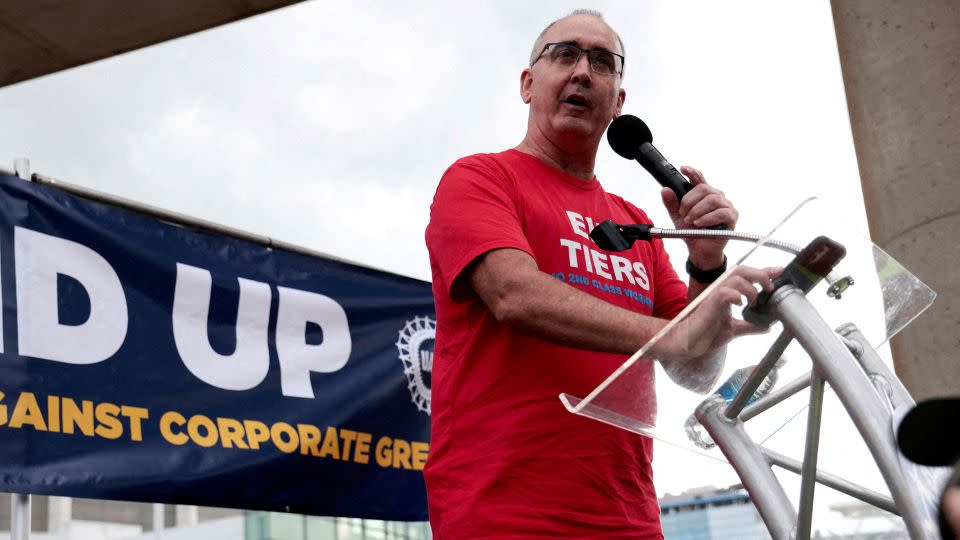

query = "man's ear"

[
  {"left": 520, "top": 68, "right": 533, "bottom": 104},
  {"left": 614, "top": 87, "right": 626, "bottom": 117}
]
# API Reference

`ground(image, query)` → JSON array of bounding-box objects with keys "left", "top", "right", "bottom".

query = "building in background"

[
  {"left": 658, "top": 486, "right": 910, "bottom": 540},
  {"left": 244, "top": 514, "right": 431, "bottom": 540},
  {"left": 659, "top": 485, "right": 770, "bottom": 540},
  {"left": 2, "top": 487, "right": 911, "bottom": 539},
  {"left": 0, "top": 494, "right": 431, "bottom": 540},
  {"left": 813, "top": 501, "right": 908, "bottom": 539}
]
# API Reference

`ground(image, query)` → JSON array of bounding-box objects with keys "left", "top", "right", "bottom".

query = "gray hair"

[{"left": 528, "top": 9, "right": 626, "bottom": 76}]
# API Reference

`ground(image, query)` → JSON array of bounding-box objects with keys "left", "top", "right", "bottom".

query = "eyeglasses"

[{"left": 532, "top": 42, "right": 624, "bottom": 76}]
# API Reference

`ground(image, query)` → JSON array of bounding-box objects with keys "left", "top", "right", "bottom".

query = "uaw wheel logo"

[{"left": 396, "top": 316, "right": 435, "bottom": 415}]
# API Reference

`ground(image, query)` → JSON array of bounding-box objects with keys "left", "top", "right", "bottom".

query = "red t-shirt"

[{"left": 424, "top": 149, "right": 687, "bottom": 539}]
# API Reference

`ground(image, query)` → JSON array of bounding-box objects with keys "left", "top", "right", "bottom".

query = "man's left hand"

[{"left": 659, "top": 165, "right": 737, "bottom": 269}]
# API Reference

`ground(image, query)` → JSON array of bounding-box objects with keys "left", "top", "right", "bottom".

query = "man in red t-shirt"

[{"left": 424, "top": 10, "right": 776, "bottom": 539}]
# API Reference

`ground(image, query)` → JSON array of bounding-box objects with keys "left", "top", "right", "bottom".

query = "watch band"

[{"left": 686, "top": 255, "right": 727, "bottom": 284}]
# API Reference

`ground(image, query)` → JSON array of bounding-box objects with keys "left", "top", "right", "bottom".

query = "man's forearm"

[
  {"left": 661, "top": 347, "right": 726, "bottom": 393},
  {"left": 493, "top": 269, "right": 668, "bottom": 355},
  {"left": 670, "top": 269, "right": 729, "bottom": 392},
  {"left": 687, "top": 278, "right": 710, "bottom": 303},
  {"left": 498, "top": 267, "right": 725, "bottom": 393},
  {"left": 472, "top": 249, "right": 668, "bottom": 355}
]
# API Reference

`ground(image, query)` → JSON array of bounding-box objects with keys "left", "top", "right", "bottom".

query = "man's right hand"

[{"left": 656, "top": 265, "right": 781, "bottom": 362}]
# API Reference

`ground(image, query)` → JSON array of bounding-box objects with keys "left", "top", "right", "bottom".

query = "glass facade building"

[
  {"left": 244, "top": 513, "right": 431, "bottom": 540},
  {"left": 660, "top": 487, "right": 771, "bottom": 540},
  {"left": 1, "top": 491, "right": 910, "bottom": 538}
]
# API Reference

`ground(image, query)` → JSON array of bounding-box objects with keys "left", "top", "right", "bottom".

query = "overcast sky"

[
  {"left": 1, "top": 0, "right": 898, "bottom": 532},
  {"left": 0, "top": 1, "right": 864, "bottom": 281}
]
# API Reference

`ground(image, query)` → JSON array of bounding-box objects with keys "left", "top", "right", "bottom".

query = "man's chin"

[{"left": 551, "top": 118, "right": 601, "bottom": 141}]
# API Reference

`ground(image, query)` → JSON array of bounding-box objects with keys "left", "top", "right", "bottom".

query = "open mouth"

[{"left": 563, "top": 95, "right": 590, "bottom": 107}]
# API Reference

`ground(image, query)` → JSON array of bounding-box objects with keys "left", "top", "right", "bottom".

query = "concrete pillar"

[
  {"left": 831, "top": 1, "right": 960, "bottom": 399},
  {"left": 47, "top": 497, "right": 72, "bottom": 537},
  {"left": 152, "top": 503, "right": 164, "bottom": 536},
  {"left": 175, "top": 505, "right": 198, "bottom": 527}
]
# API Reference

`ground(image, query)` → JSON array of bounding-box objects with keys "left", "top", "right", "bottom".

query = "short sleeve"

[
  {"left": 651, "top": 237, "right": 688, "bottom": 319},
  {"left": 425, "top": 156, "right": 535, "bottom": 300}
]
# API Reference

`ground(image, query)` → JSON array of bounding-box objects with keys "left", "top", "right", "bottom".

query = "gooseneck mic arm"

[
  {"left": 590, "top": 220, "right": 799, "bottom": 254},
  {"left": 589, "top": 220, "right": 853, "bottom": 299}
]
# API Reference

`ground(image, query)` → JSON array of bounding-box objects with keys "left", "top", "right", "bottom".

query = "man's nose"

[{"left": 569, "top": 54, "right": 592, "bottom": 86}]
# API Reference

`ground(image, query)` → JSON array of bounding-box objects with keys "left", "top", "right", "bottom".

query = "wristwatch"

[{"left": 686, "top": 255, "right": 727, "bottom": 284}]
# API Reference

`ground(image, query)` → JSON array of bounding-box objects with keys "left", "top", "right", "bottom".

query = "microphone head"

[
  {"left": 607, "top": 115, "right": 653, "bottom": 160},
  {"left": 897, "top": 398, "right": 960, "bottom": 466},
  {"left": 590, "top": 220, "right": 634, "bottom": 252}
]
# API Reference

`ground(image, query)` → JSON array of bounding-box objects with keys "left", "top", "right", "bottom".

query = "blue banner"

[{"left": 0, "top": 173, "right": 435, "bottom": 520}]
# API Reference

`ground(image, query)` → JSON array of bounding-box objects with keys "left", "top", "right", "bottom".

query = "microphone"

[
  {"left": 607, "top": 114, "right": 725, "bottom": 230},
  {"left": 607, "top": 114, "right": 693, "bottom": 202},
  {"left": 897, "top": 398, "right": 960, "bottom": 467}
]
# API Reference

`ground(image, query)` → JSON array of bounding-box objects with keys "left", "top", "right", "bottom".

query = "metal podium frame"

[{"left": 695, "top": 284, "right": 931, "bottom": 539}]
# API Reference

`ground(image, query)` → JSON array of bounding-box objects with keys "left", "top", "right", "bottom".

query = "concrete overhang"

[{"left": 0, "top": 0, "right": 303, "bottom": 88}]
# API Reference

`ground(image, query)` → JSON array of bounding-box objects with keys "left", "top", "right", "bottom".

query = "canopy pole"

[{"left": 10, "top": 158, "right": 34, "bottom": 540}]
